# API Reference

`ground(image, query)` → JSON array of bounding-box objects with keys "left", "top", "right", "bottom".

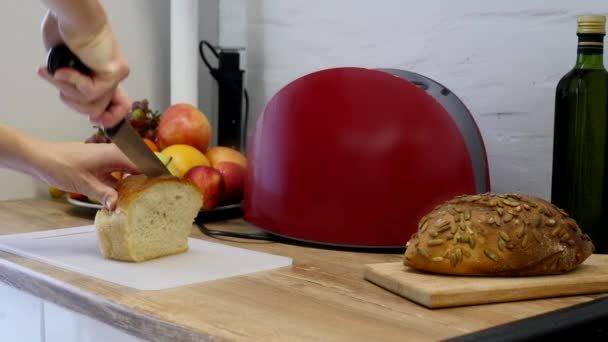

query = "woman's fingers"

[
  {"left": 97, "top": 86, "right": 131, "bottom": 127},
  {"left": 58, "top": 91, "right": 113, "bottom": 121},
  {"left": 38, "top": 65, "right": 120, "bottom": 122},
  {"left": 38, "top": 67, "right": 82, "bottom": 98},
  {"left": 53, "top": 68, "right": 99, "bottom": 100}
]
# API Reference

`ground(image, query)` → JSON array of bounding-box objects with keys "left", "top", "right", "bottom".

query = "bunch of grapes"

[
  {"left": 84, "top": 99, "right": 162, "bottom": 144},
  {"left": 127, "top": 99, "right": 162, "bottom": 141},
  {"left": 85, "top": 127, "right": 111, "bottom": 143}
]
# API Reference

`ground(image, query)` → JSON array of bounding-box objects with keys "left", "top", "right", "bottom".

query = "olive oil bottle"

[{"left": 551, "top": 15, "right": 608, "bottom": 253}]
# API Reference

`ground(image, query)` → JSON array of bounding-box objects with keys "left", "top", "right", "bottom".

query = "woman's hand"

[
  {"left": 36, "top": 142, "right": 139, "bottom": 210},
  {"left": 1, "top": 124, "right": 138, "bottom": 210},
  {"left": 37, "top": 66, "right": 132, "bottom": 127},
  {"left": 37, "top": 8, "right": 131, "bottom": 127}
]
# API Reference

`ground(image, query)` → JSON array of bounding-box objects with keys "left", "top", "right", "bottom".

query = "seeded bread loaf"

[
  {"left": 403, "top": 193, "right": 595, "bottom": 276},
  {"left": 94, "top": 174, "right": 203, "bottom": 262}
]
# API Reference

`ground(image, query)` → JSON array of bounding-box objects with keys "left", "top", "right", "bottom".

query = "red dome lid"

[{"left": 243, "top": 67, "right": 488, "bottom": 247}]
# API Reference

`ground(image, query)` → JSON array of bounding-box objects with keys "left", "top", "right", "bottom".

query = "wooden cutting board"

[{"left": 364, "top": 254, "right": 608, "bottom": 309}]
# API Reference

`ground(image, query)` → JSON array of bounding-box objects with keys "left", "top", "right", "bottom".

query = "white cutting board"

[{"left": 0, "top": 225, "right": 292, "bottom": 290}]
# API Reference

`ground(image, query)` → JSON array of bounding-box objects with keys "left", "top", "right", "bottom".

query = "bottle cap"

[{"left": 577, "top": 15, "right": 606, "bottom": 34}]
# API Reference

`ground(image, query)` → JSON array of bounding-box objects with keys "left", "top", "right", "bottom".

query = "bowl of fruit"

[{"left": 59, "top": 99, "right": 246, "bottom": 221}]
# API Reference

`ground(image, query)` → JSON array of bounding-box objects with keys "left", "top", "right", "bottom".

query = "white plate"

[
  {"left": 66, "top": 196, "right": 242, "bottom": 213},
  {"left": 66, "top": 196, "right": 102, "bottom": 209}
]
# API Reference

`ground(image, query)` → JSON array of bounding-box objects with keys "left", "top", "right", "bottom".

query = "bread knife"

[{"left": 46, "top": 45, "right": 171, "bottom": 177}]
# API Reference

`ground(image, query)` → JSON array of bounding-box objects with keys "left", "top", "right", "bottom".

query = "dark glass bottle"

[{"left": 552, "top": 15, "right": 608, "bottom": 253}]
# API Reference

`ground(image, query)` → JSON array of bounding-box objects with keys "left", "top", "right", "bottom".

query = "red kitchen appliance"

[{"left": 242, "top": 67, "right": 490, "bottom": 248}]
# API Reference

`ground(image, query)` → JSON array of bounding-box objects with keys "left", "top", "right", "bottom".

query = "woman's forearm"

[
  {"left": 0, "top": 124, "right": 48, "bottom": 180},
  {"left": 41, "top": 0, "right": 125, "bottom": 75},
  {"left": 41, "top": 0, "right": 108, "bottom": 49},
  {"left": 40, "top": 10, "right": 62, "bottom": 50}
]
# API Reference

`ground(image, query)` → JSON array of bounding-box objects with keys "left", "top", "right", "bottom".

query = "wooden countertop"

[{"left": 0, "top": 198, "right": 605, "bottom": 341}]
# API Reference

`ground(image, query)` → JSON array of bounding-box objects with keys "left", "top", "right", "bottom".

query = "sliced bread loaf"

[{"left": 94, "top": 174, "right": 203, "bottom": 262}]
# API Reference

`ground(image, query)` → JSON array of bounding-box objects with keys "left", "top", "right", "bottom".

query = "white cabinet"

[
  {"left": 0, "top": 283, "right": 146, "bottom": 342},
  {"left": 44, "top": 301, "right": 146, "bottom": 342},
  {"left": 0, "top": 283, "right": 43, "bottom": 342}
]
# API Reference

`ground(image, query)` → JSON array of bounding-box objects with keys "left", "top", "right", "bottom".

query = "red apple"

[
  {"left": 157, "top": 103, "right": 212, "bottom": 152},
  {"left": 214, "top": 161, "right": 246, "bottom": 205},
  {"left": 205, "top": 146, "right": 247, "bottom": 168},
  {"left": 184, "top": 165, "right": 224, "bottom": 209}
]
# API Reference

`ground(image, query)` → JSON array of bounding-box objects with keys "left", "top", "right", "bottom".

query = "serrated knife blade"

[{"left": 102, "top": 118, "right": 171, "bottom": 177}]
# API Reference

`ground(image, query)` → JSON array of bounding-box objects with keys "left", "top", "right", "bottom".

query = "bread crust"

[
  {"left": 403, "top": 193, "right": 595, "bottom": 276},
  {"left": 114, "top": 174, "right": 202, "bottom": 210}
]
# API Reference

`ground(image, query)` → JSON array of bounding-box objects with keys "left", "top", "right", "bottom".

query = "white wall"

[
  {"left": 0, "top": 1, "right": 218, "bottom": 200},
  {"left": 221, "top": 0, "right": 608, "bottom": 200}
]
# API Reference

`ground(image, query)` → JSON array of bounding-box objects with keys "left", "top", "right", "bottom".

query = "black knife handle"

[
  {"left": 102, "top": 116, "right": 124, "bottom": 137},
  {"left": 47, "top": 44, "right": 92, "bottom": 76}
]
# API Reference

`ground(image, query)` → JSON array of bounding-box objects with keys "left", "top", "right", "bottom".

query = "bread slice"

[
  {"left": 94, "top": 174, "right": 203, "bottom": 262},
  {"left": 403, "top": 192, "right": 595, "bottom": 276}
]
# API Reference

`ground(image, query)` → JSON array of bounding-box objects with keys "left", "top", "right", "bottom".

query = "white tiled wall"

[{"left": 222, "top": 0, "right": 608, "bottom": 200}]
